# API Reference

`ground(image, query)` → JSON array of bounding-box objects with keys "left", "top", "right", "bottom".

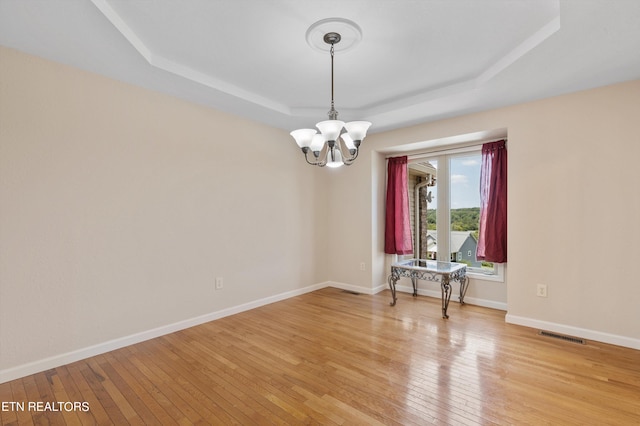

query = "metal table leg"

[
  {"left": 441, "top": 275, "right": 452, "bottom": 319},
  {"left": 388, "top": 273, "right": 399, "bottom": 306},
  {"left": 459, "top": 276, "right": 470, "bottom": 304}
]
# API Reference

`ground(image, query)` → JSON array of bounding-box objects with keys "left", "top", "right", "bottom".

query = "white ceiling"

[{"left": 1, "top": 0, "right": 639, "bottom": 133}]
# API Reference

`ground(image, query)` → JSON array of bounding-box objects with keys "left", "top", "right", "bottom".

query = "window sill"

[{"left": 467, "top": 266, "right": 505, "bottom": 283}]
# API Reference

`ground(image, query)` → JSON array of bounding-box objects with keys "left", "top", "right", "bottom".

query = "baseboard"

[
  {"left": 0, "top": 282, "right": 327, "bottom": 384},
  {"left": 389, "top": 284, "right": 508, "bottom": 311},
  {"left": 505, "top": 314, "right": 640, "bottom": 350},
  {"left": 326, "top": 281, "right": 379, "bottom": 295}
]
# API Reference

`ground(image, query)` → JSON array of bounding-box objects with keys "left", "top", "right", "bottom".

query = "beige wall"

[
  {"left": 326, "top": 79, "right": 640, "bottom": 346},
  {"left": 2, "top": 44, "right": 638, "bottom": 380},
  {"left": 0, "top": 46, "right": 329, "bottom": 375}
]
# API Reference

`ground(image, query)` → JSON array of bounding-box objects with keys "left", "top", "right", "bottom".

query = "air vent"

[
  {"left": 341, "top": 290, "right": 361, "bottom": 295},
  {"left": 539, "top": 330, "right": 586, "bottom": 345}
]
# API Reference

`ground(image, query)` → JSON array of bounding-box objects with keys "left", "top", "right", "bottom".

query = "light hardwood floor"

[{"left": 1, "top": 288, "right": 639, "bottom": 425}]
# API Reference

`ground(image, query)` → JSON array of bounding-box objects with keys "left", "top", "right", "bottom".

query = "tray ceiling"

[{"left": 1, "top": 0, "right": 639, "bottom": 133}]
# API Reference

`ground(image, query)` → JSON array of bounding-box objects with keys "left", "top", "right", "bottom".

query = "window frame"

[{"left": 408, "top": 146, "right": 505, "bottom": 283}]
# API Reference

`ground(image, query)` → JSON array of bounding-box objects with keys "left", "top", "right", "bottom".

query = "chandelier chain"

[{"left": 330, "top": 43, "right": 336, "bottom": 117}]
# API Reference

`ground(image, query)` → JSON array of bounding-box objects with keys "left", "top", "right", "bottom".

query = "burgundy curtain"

[
  {"left": 385, "top": 156, "right": 413, "bottom": 255},
  {"left": 477, "top": 140, "right": 507, "bottom": 262}
]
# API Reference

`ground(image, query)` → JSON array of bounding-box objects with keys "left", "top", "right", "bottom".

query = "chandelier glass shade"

[{"left": 290, "top": 31, "right": 371, "bottom": 168}]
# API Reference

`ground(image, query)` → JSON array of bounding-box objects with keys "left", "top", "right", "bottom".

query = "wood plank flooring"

[{"left": 1, "top": 288, "right": 639, "bottom": 425}]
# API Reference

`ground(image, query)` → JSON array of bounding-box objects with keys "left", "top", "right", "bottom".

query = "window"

[{"left": 408, "top": 147, "right": 504, "bottom": 280}]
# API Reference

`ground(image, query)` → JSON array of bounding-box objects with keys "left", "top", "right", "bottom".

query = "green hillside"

[{"left": 426, "top": 207, "right": 479, "bottom": 231}]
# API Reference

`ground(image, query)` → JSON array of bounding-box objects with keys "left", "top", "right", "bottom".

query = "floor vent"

[
  {"left": 539, "top": 330, "right": 586, "bottom": 345},
  {"left": 341, "top": 290, "right": 361, "bottom": 295}
]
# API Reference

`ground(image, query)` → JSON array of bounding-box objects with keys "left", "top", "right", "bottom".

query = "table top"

[{"left": 391, "top": 259, "right": 467, "bottom": 274}]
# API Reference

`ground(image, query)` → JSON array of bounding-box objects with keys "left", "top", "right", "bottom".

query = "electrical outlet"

[
  {"left": 360, "top": 262, "right": 366, "bottom": 271},
  {"left": 536, "top": 284, "right": 547, "bottom": 297},
  {"left": 215, "top": 277, "right": 224, "bottom": 290}
]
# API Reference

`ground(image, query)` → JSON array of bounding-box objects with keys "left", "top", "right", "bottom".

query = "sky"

[
  {"left": 451, "top": 155, "right": 482, "bottom": 209},
  {"left": 423, "top": 153, "right": 482, "bottom": 210}
]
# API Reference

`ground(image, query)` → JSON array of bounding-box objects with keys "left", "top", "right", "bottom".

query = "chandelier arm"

[
  {"left": 335, "top": 137, "right": 358, "bottom": 165},
  {"left": 305, "top": 143, "right": 330, "bottom": 167},
  {"left": 304, "top": 151, "right": 327, "bottom": 167},
  {"left": 303, "top": 152, "right": 318, "bottom": 165},
  {"left": 342, "top": 148, "right": 359, "bottom": 165}
]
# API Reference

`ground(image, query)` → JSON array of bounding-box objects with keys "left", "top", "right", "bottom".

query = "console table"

[{"left": 388, "top": 259, "right": 469, "bottom": 318}]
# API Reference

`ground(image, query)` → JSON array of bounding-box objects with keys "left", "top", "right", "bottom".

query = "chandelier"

[{"left": 290, "top": 29, "right": 371, "bottom": 168}]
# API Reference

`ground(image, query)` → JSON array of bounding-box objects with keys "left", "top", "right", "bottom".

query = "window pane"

[{"left": 449, "top": 154, "right": 494, "bottom": 273}]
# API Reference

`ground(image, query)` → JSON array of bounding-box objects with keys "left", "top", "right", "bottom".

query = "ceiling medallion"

[{"left": 305, "top": 18, "right": 363, "bottom": 53}]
